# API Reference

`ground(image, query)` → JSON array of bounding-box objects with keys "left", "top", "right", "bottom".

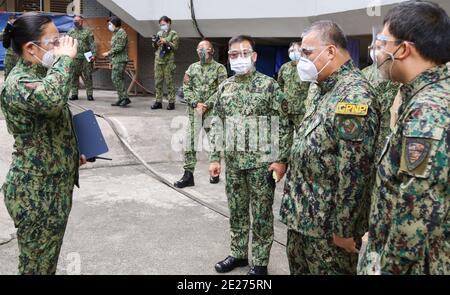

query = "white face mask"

[
  {"left": 297, "top": 47, "right": 331, "bottom": 82},
  {"left": 32, "top": 43, "right": 56, "bottom": 69},
  {"left": 230, "top": 56, "right": 253, "bottom": 76},
  {"left": 108, "top": 23, "right": 115, "bottom": 32}
]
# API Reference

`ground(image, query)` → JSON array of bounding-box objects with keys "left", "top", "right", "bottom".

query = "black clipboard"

[{"left": 73, "top": 110, "right": 111, "bottom": 161}]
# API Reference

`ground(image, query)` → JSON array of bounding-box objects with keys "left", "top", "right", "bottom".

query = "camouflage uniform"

[
  {"left": 183, "top": 60, "right": 227, "bottom": 172},
  {"left": 0, "top": 30, "right": 19, "bottom": 80},
  {"left": 277, "top": 61, "right": 310, "bottom": 130},
  {"left": 210, "top": 70, "right": 290, "bottom": 267},
  {"left": 68, "top": 26, "right": 97, "bottom": 97},
  {"left": 0, "top": 56, "right": 79, "bottom": 275},
  {"left": 110, "top": 27, "right": 129, "bottom": 100},
  {"left": 362, "top": 65, "right": 401, "bottom": 159},
  {"left": 153, "top": 30, "right": 179, "bottom": 104},
  {"left": 359, "top": 65, "right": 450, "bottom": 275},
  {"left": 279, "top": 61, "right": 379, "bottom": 275}
]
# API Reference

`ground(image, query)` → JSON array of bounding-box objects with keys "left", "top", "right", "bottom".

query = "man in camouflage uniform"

[
  {"left": 0, "top": 20, "right": 82, "bottom": 275},
  {"left": 151, "top": 16, "right": 179, "bottom": 111},
  {"left": 1, "top": 15, "right": 19, "bottom": 80},
  {"left": 209, "top": 35, "right": 290, "bottom": 276},
  {"left": 359, "top": 1, "right": 449, "bottom": 275},
  {"left": 102, "top": 16, "right": 130, "bottom": 107},
  {"left": 68, "top": 15, "right": 96, "bottom": 101},
  {"left": 277, "top": 41, "right": 310, "bottom": 132},
  {"left": 361, "top": 64, "right": 400, "bottom": 158},
  {"left": 174, "top": 39, "right": 227, "bottom": 188},
  {"left": 279, "top": 21, "right": 379, "bottom": 275}
]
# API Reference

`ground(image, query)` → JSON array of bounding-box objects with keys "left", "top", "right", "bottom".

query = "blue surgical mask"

[
  {"left": 289, "top": 51, "right": 301, "bottom": 62},
  {"left": 160, "top": 24, "right": 169, "bottom": 32}
]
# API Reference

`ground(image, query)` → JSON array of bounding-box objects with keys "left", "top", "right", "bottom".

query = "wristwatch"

[{"left": 191, "top": 102, "right": 198, "bottom": 108}]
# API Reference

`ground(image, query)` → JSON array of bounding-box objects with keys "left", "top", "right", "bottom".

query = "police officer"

[
  {"left": 1, "top": 14, "right": 19, "bottom": 80},
  {"left": 102, "top": 16, "right": 131, "bottom": 107},
  {"left": 174, "top": 39, "right": 227, "bottom": 188},
  {"left": 0, "top": 13, "right": 87, "bottom": 275},
  {"left": 209, "top": 35, "right": 290, "bottom": 275},
  {"left": 151, "top": 16, "right": 179, "bottom": 111},
  {"left": 277, "top": 41, "right": 310, "bottom": 131},
  {"left": 279, "top": 21, "right": 379, "bottom": 275},
  {"left": 359, "top": 1, "right": 449, "bottom": 275},
  {"left": 68, "top": 15, "right": 97, "bottom": 101}
]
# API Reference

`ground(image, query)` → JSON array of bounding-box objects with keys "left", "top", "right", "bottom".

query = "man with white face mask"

[
  {"left": 277, "top": 41, "right": 311, "bottom": 130},
  {"left": 360, "top": 0, "right": 450, "bottom": 275},
  {"left": 209, "top": 35, "right": 290, "bottom": 275},
  {"left": 279, "top": 21, "right": 379, "bottom": 275}
]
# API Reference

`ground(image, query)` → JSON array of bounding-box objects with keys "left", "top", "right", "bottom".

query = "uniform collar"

[
  {"left": 234, "top": 68, "right": 256, "bottom": 83},
  {"left": 316, "top": 59, "right": 354, "bottom": 95},
  {"left": 18, "top": 58, "right": 48, "bottom": 79},
  {"left": 400, "top": 64, "right": 449, "bottom": 109}
]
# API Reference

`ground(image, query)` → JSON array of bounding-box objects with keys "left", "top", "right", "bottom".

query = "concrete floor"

[{"left": 0, "top": 90, "right": 290, "bottom": 275}]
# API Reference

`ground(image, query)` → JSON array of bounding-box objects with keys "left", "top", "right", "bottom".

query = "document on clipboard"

[
  {"left": 73, "top": 110, "right": 111, "bottom": 161},
  {"left": 84, "top": 51, "right": 93, "bottom": 62}
]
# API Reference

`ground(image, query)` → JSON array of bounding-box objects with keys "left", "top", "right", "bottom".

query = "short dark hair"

[
  {"left": 8, "top": 14, "right": 17, "bottom": 21},
  {"left": 228, "top": 35, "right": 256, "bottom": 50},
  {"left": 3, "top": 13, "right": 52, "bottom": 54},
  {"left": 159, "top": 16, "right": 172, "bottom": 24},
  {"left": 384, "top": 0, "right": 450, "bottom": 64},
  {"left": 109, "top": 16, "right": 122, "bottom": 27},
  {"left": 302, "top": 20, "right": 348, "bottom": 49}
]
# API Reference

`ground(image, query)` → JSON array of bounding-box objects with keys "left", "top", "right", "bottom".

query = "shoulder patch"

[
  {"left": 404, "top": 138, "right": 431, "bottom": 171},
  {"left": 336, "top": 102, "right": 369, "bottom": 116},
  {"left": 337, "top": 116, "right": 363, "bottom": 140}
]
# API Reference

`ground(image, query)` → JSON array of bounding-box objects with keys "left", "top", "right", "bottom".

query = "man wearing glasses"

[
  {"left": 209, "top": 35, "right": 290, "bottom": 275},
  {"left": 360, "top": 1, "right": 449, "bottom": 275},
  {"left": 174, "top": 39, "right": 227, "bottom": 188},
  {"left": 279, "top": 21, "right": 379, "bottom": 275}
]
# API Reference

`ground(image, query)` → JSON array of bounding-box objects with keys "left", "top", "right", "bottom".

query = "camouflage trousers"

[
  {"left": 225, "top": 167, "right": 275, "bottom": 266},
  {"left": 286, "top": 230, "right": 360, "bottom": 275},
  {"left": 112, "top": 62, "right": 129, "bottom": 99},
  {"left": 2, "top": 174, "right": 74, "bottom": 275},
  {"left": 183, "top": 110, "right": 211, "bottom": 172},
  {"left": 155, "top": 61, "right": 176, "bottom": 103},
  {"left": 70, "top": 58, "right": 94, "bottom": 96}
]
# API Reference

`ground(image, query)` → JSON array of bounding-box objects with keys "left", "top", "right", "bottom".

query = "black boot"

[
  {"left": 70, "top": 95, "right": 79, "bottom": 101},
  {"left": 120, "top": 98, "right": 131, "bottom": 107},
  {"left": 111, "top": 99, "right": 124, "bottom": 106},
  {"left": 167, "top": 103, "right": 175, "bottom": 110},
  {"left": 210, "top": 176, "right": 220, "bottom": 184},
  {"left": 87, "top": 95, "right": 95, "bottom": 101},
  {"left": 174, "top": 170, "right": 195, "bottom": 188},
  {"left": 215, "top": 256, "right": 248, "bottom": 274},
  {"left": 151, "top": 102, "right": 163, "bottom": 110},
  {"left": 248, "top": 266, "right": 268, "bottom": 276}
]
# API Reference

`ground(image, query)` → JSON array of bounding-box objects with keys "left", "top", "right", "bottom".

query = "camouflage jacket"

[
  {"left": 0, "top": 57, "right": 79, "bottom": 186},
  {"left": 110, "top": 28, "right": 128, "bottom": 64},
  {"left": 362, "top": 65, "right": 450, "bottom": 275},
  {"left": 362, "top": 65, "right": 401, "bottom": 159},
  {"left": 153, "top": 29, "right": 179, "bottom": 65},
  {"left": 183, "top": 60, "right": 228, "bottom": 112},
  {"left": 68, "top": 27, "right": 97, "bottom": 60},
  {"left": 277, "top": 61, "right": 310, "bottom": 129},
  {"left": 209, "top": 70, "right": 290, "bottom": 170},
  {"left": 279, "top": 60, "right": 379, "bottom": 239}
]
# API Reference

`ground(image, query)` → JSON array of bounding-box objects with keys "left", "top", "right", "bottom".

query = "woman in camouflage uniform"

[{"left": 0, "top": 13, "right": 86, "bottom": 275}]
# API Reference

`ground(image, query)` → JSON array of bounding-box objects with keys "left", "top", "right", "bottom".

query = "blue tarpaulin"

[{"left": 0, "top": 12, "right": 74, "bottom": 69}]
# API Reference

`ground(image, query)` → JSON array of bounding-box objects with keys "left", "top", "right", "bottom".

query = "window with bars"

[
  {"left": 16, "top": 0, "right": 83, "bottom": 14},
  {"left": 17, "top": 0, "right": 42, "bottom": 12}
]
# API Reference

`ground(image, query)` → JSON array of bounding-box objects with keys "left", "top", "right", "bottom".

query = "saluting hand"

[{"left": 54, "top": 35, "right": 78, "bottom": 59}]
